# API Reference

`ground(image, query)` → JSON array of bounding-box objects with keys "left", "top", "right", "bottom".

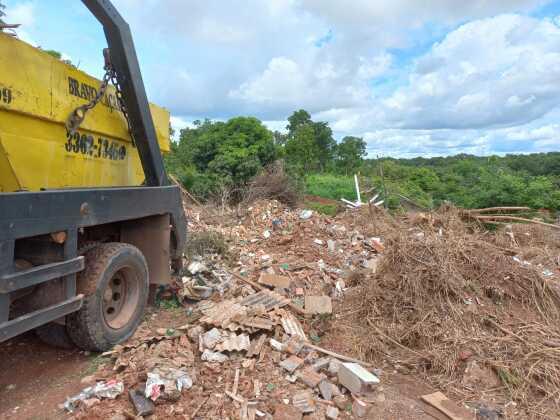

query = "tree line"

[
  {"left": 165, "top": 110, "right": 560, "bottom": 211},
  {"left": 165, "top": 109, "right": 366, "bottom": 198}
]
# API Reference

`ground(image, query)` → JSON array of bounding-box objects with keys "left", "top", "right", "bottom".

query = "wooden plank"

[{"left": 420, "top": 392, "right": 474, "bottom": 420}]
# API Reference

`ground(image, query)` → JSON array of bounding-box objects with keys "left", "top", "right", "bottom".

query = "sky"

[{"left": 4, "top": 0, "right": 560, "bottom": 158}]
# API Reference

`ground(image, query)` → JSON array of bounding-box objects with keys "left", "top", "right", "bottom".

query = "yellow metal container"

[{"left": 0, "top": 32, "right": 170, "bottom": 192}]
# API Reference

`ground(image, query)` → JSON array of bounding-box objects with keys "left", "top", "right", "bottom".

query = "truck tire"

[
  {"left": 67, "top": 243, "right": 149, "bottom": 352},
  {"left": 36, "top": 323, "right": 75, "bottom": 349}
]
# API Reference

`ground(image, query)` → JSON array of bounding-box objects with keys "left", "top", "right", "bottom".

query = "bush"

[
  {"left": 242, "top": 161, "right": 301, "bottom": 207},
  {"left": 305, "top": 174, "right": 356, "bottom": 201}
]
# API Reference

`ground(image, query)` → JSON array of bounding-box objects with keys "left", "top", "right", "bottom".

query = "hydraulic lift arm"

[{"left": 81, "top": 0, "right": 167, "bottom": 187}]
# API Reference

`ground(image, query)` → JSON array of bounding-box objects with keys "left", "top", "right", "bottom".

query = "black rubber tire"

[
  {"left": 35, "top": 323, "right": 75, "bottom": 349},
  {"left": 67, "top": 243, "right": 149, "bottom": 352}
]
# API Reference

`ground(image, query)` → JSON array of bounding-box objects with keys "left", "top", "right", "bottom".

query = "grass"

[
  {"left": 305, "top": 201, "right": 338, "bottom": 216},
  {"left": 305, "top": 174, "right": 356, "bottom": 201}
]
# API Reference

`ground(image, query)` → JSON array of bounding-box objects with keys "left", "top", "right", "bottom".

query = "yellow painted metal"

[{"left": 0, "top": 32, "right": 170, "bottom": 192}]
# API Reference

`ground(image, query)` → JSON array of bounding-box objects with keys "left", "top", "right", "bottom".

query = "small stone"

[
  {"left": 313, "top": 239, "right": 324, "bottom": 246},
  {"left": 201, "top": 328, "right": 222, "bottom": 349},
  {"left": 319, "top": 380, "right": 334, "bottom": 400},
  {"left": 305, "top": 296, "right": 332, "bottom": 315},
  {"left": 273, "top": 403, "right": 303, "bottom": 420},
  {"left": 328, "top": 359, "right": 342, "bottom": 375},
  {"left": 297, "top": 368, "right": 325, "bottom": 388},
  {"left": 352, "top": 399, "right": 368, "bottom": 417},
  {"left": 333, "top": 395, "right": 348, "bottom": 411},
  {"left": 263, "top": 230, "right": 271, "bottom": 239},
  {"left": 326, "top": 406, "right": 339, "bottom": 419},
  {"left": 129, "top": 389, "right": 155, "bottom": 416},
  {"left": 280, "top": 355, "right": 304, "bottom": 373},
  {"left": 327, "top": 240, "right": 337, "bottom": 252},
  {"left": 311, "top": 357, "right": 331, "bottom": 372}
]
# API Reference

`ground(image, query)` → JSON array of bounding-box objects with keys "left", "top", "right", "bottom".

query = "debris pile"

[
  {"left": 66, "top": 199, "right": 560, "bottom": 419},
  {"left": 351, "top": 205, "right": 560, "bottom": 418}
]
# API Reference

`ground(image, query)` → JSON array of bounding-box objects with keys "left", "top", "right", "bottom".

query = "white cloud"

[
  {"left": 5, "top": 1, "right": 36, "bottom": 45},
  {"left": 18, "top": 0, "right": 557, "bottom": 157}
]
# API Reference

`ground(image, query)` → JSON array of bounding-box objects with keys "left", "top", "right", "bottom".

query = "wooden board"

[{"left": 420, "top": 392, "right": 474, "bottom": 420}]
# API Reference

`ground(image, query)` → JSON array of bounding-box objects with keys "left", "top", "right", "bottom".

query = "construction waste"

[{"left": 66, "top": 199, "right": 560, "bottom": 419}]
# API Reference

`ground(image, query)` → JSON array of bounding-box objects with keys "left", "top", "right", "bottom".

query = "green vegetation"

[
  {"left": 165, "top": 117, "right": 277, "bottom": 198},
  {"left": 305, "top": 201, "right": 339, "bottom": 216},
  {"left": 305, "top": 174, "right": 355, "bottom": 201},
  {"left": 165, "top": 109, "right": 560, "bottom": 212}
]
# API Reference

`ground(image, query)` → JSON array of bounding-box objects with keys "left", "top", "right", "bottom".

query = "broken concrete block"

[
  {"left": 201, "top": 328, "right": 222, "bottom": 349},
  {"left": 279, "top": 355, "right": 304, "bottom": 373},
  {"left": 201, "top": 349, "right": 228, "bottom": 363},
  {"left": 328, "top": 359, "right": 342, "bottom": 375},
  {"left": 292, "top": 390, "right": 315, "bottom": 413},
  {"left": 326, "top": 406, "right": 339, "bottom": 419},
  {"left": 338, "top": 363, "right": 380, "bottom": 395},
  {"left": 311, "top": 357, "right": 331, "bottom": 372},
  {"left": 284, "top": 336, "right": 305, "bottom": 355},
  {"left": 318, "top": 379, "right": 335, "bottom": 401},
  {"left": 296, "top": 367, "right": 325, "bottom": 388},
  {"left": 129, "top": 389, "right": 154, "bottom": 416},
  {"left": 273, "top": 403, "right": 303, "bottom": 420},
  {"left": 270, "top": 338, "right": 284, "bottom": 352},
  {"left": 352, "top": 399, "right": 368, "bottom": 418},
  {"left": 259, "top": 273, "right": 291, "bottom": 289},
  {"left": 305, "top": 296, "right": 332, "bottom": 315}
]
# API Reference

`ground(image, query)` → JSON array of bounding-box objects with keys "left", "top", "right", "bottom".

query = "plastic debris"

[
  {"left": 145, "top": 367, "right": 193, "bottom": 401},
  {"left": 63, "top": 380, "right": 124, "bottom": 412},
  {"left": 299, "top": 209, "right": 313, "bottom": 219}
]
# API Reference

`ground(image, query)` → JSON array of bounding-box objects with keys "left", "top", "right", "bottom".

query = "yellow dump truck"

[{"left": 0, "top": 0, "right": 186, "bottom": 351}]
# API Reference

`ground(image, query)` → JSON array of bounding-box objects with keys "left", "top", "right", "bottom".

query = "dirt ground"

[{"left": 0, "top": 307, "right": 450, "bottom": 420}]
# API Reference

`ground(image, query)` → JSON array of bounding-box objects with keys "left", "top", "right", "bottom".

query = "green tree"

[
  {"left": 285, "top": 123, "right": 320, "bottom": 173},
  {"left": 166, "top": 117, "right": 277, "bottom": 198},
  {"left": 335, "top": 136, "right": 366, "bottom": 174},
  {"left": 284, "top": 110, "right": 336, "bottom": 172},
  {"left": 286, "top": 109, "right": 311, "bottom": 136}
]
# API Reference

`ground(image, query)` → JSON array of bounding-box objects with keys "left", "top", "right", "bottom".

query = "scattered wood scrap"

[{"left": 421, "top": 392, "right": 475, "bottom": 420}]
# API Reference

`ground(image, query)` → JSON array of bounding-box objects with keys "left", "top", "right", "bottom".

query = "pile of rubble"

[
  {"left": 64, "top": 199, "right": 560, "bottom": 419},
  {"left": 65, "top": 200, "right": 389, "bottom": 419}
]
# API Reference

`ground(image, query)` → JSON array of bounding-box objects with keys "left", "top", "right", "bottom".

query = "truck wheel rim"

[{"left": 102, "top": 266, "right": 140, "bottom": 329}]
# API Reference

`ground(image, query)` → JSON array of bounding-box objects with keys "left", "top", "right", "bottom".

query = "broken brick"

[
  {"left": 296, "top": 367, "right": 325, "bottom": 388},
  {"left": 259, "top": 273, "right": 291, "bottom": 289},
  {"left": 273, "top": 403, "right": 303, "bottom": 420},
  {"left": 279, "top": 355, "right": 304, "bottom": 373}
]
